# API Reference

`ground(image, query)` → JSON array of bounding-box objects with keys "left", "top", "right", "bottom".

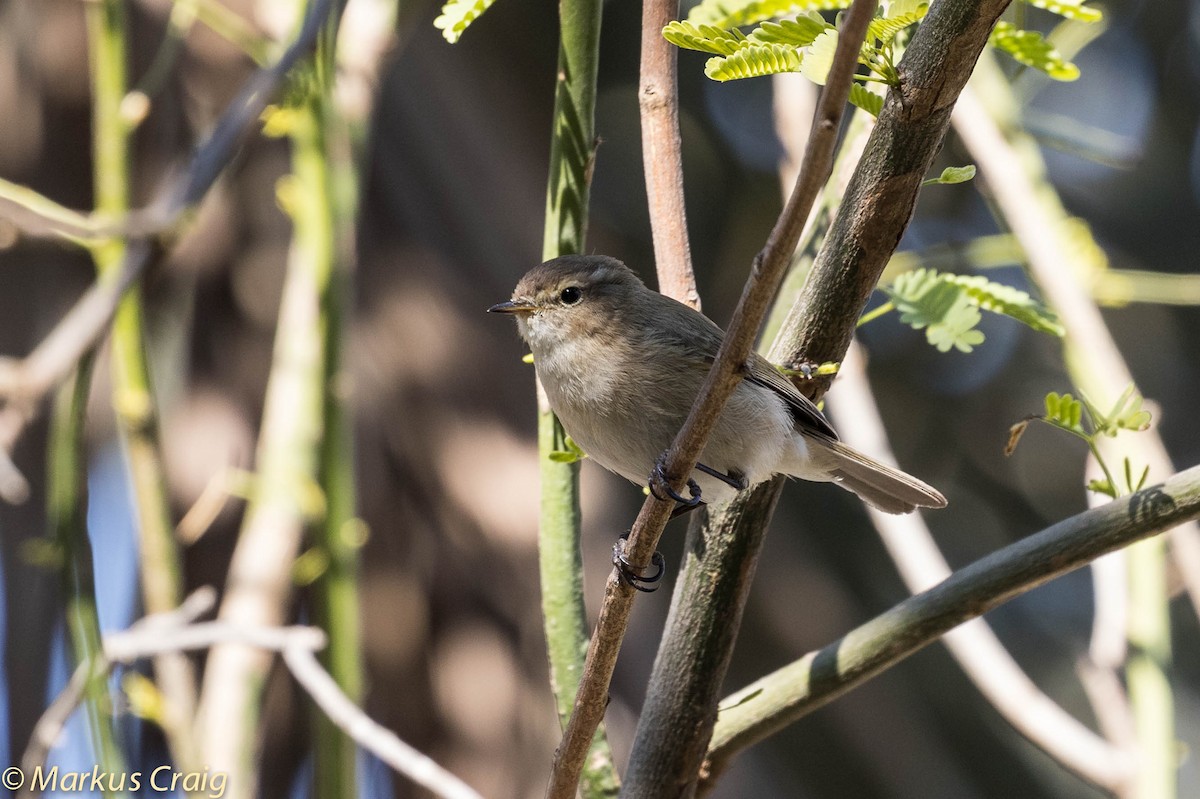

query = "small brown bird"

[{"left": 490, "top": 255, "right": 945, "bottom": 514}]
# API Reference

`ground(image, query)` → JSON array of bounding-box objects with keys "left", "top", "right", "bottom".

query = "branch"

[
  {"left": 544, "top": 3, "right": 876, "bottom": 796},
  {"left": 21, "top": 589, "right": 484, "bottom": 799},
  {"left": 772, "top": 0, "right": 1011, "bottom": 398},
  {"left": 621, "top": 0, "right": 1011, "bottom": 794},
  {"left": 640, "top": 0, "right": 699, "bottom": 308},
  {"left": 0, "top": 0, "right": 341, "bottom": 503},
  {"left": 19, "top": 588, "right": 217, "bottom": 796},
  {"left": 702, "top": 463, "right": 1200, "bottom": 787},
  {"left": 537, "top": 0, "right": 623, "bottom": 789},
  {"left": 283, "top": 646, "right": 484, "bottom": 799},
  {"left": 827, "top": 342, "right": 1133, "bottom": 792},
  {"left": 954, "top": 63, "right": 1185, "bottom": 794}
]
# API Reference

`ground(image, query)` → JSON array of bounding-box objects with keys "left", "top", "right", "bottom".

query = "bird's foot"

[
  {"left": 612, "top": 533, "right": 665, "bottom": 593},
  {"left": 695, "top": 462, "right": 748, "bottom": 492},
  {"left": 648, "top": 455, "right": 702, "bottom": 508}
]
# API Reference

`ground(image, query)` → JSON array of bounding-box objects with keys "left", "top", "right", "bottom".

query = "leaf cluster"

[
  {"left": 662, "top": 0, "right": 1101, "bottom": 106},
  {"left": 878, "top": 268, "right": 1063, "bottom": 353},
  {"left": 1007, "top": 387, "right": 1153, "bottom": 498}
]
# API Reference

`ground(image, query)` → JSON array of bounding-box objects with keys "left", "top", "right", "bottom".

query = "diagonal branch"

[
  {"left": 544, "top": 2, "right": 878, "bottom": 796},
  {"left": 620, "top": 0, "right": 1012, "bottom": 794},
  {"left": 702, "top": 462, "right": 1200, "bottom": 789},
  {"left": 828, "top": 342, "right": 1133, "bottom": 792}
]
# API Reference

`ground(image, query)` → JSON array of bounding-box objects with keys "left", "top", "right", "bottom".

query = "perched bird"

[{"left": 490, "top": 255, "right": 945, "bottom": 514}]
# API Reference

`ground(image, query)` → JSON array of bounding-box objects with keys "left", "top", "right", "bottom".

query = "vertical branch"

[
  {"left": 85, "top": 0, "right": 198, "bottom": 770},
  {"left": 538, "top": 0, "right": 621, "bottom": 793},
  {"left": 549, "top": 4, "right": 878, "bottom": 798},
  {"left": 538, "top": 0, "right": 624, "bottom": 794},
  {"left": 47, "top": 358, "right": 130, "bottom": 796},
  {"left": 196, "top": 4, "right": 344, "bottom": 794},
  {"left": 313, "top": 17, "right": 364, "bottom": 799},
  {"left": 639, "top": 0, "right": 699, "bottom": 308},
  {"left": 952, "top": 58, "right": 1180, "bottom": 798}
]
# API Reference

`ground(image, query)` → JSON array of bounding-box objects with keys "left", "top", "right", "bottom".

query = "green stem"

[
  {"left": 538, "top": 0, "right": 619, "bottom": 789},
  {"left": 855, "top": 299, "right": 894, "bottom": 327},
  {"left": 1127, "top": 535, "right": 1175, "bottom": 799},
  {"left": 49, "top": 357, "right": 129, "bottom": 798},
  {"left": 197, "top": 12, "right": 342, "bottom": 794},
  {"left": 86, "top": 0, "right": 198, "bottom": 772},
  {"left": 308, "top": 17, "right": 363, "bottom": 799}
]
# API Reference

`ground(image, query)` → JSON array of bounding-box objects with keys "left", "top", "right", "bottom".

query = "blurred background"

[{"left": 1, "top": 0, "right": 1199, "bottom": 796}]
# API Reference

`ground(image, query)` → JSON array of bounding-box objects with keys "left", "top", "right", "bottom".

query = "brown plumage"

[{"left": 490, "top": 255, "right": 945, "bottom": 514}]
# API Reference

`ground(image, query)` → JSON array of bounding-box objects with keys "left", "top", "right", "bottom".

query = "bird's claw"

[
  {"left": 648, "top": 456, "right": 702, "bottom": 508},
  {"left": 612, "top": 534, "right": 665, "bottom": 593},
  {"left": 695, "top": 462, "right": 748, "bottom": 492}
]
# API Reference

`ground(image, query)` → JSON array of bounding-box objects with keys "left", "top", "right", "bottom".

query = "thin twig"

[
  {"left": 283, "top": 647, "right": 484, "bottom": 799},
  {"left": 22, "top": 588, "right": 483, "bottom": 799},
  {"left": 827, "top": 342, "right": 1133, "bottom": 793},
  {"left": 702, "top": 462, "right": 1200, "bottom": 789},
  {"left": 544, "top": 3, "right": 877, "bottom": 796},
  {"left": 639, "top": 0, "right": 698, "bottom": 309},
  {"left": 18, "top": 587, "right": 217, "bottom": 795},
  {"left": 0, "top": 0, "right": 340, "bottom": 503}
]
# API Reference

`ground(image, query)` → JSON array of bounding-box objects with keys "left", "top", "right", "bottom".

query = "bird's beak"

[{"left": 488, "top": 300, "right": 536, "bottom": 314}]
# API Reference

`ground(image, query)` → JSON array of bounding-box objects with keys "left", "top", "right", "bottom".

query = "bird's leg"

[
  {"left": 612, "top": 533, "right": 665, "bottom": 592},
  {"left": 648, "top": 454, "right": 702, "bottom": 507},
  {"left": 695, "top": 462, "right": 748, "bottom": 492}
]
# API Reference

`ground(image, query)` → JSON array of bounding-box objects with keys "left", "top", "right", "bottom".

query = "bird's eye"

[{"left": 560, "top": 286, "right": 582, "bottom": 305}]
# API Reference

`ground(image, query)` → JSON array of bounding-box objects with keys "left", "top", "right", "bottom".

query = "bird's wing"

[
  {"left": 649, "top": 292, "right": 838, "bottom": 440},
  {"left": 744, "top": 355, "right": 839, "bottom": 440}
]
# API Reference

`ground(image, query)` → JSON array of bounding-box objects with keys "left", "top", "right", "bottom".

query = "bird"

[{"left": 489, "top": 254, "right": 946, "bottom": 514}]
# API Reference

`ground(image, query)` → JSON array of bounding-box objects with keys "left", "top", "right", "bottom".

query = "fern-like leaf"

[
  {"left": 688, "top": 0, "right": 850, "bottom": 30},
  {"left": 746, "top": 15, "right": 830, "bottom": 48},
  {"left": 943, "top": 273, "right": 1064, "bottom": 335},
  {"left": 705, "top": 44, "right": 804, "bottom": 81},
  {"left": 434, "top": 0, "right": 499, "bottom": 43},
  {"left": 663, "top": 20, "right": 750, "bottom": 55},
  {"left": 887, "top": 269, "right": 986, "bottom": 353},
  {"left": 990, "top": 22, "right": 1080, "bottom": 81},
  {"left": 849, "top": 83, "right": 883, "bottom": 116},
  {"left": 866, "top": 7, "right": 927, "bottom": 44},
  {"left": 1018, "top": 0, "right": 1102, "bottom": 22},
  {"left": 799, "top": 29, "right": 838, "bottom": 84}
]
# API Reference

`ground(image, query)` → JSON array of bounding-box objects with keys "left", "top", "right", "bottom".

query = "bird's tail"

[{"left": 803, "top": 434, "right": 946, "bottom": 515}]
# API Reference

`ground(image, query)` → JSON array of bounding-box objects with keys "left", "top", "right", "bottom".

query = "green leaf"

[
  {"left": 663, "top": 20, "right": 750, "bottom": 55},
  {"left": 886, "top": 269, "right": 985, "bottom": 353},
  {"left": 1087, "top": 478, "right": 1116, "bottom": 498},
  {"left": 923, "top": 165, "right": 976, "bottom": 186},
  {"left": 990, "top": 22, "right": 1081, "bottom": 81},
  {"left": 924, "top": 298, "right": 984, "bottom": 353},
  {"left": 434, "top": 0, "right": 500, "bottom": 43},
  {"left": 799, "top": 29, "right": 838, "bottom": 85},
  {"left": 549, "top": 435, "right": 587, "bottom": 463},
  {"left": 687, "top": 0, "right": 850, "bottom": 30},
  {"left": 746, "top": 15, "right": 830, "bottom": 48},
  {"left": 1044, "top": 391, "right": 1084, "bottom": 430},
  {"left": 942, "top": 273, "right": 1063, "bottom": 335},
  {"left": 1018, "top": 0, "right": 1102, "bottom": 23},
  {"left": 1108, "top": 386, "right": 1152, "bottom": 431},
  {"left": 848, "top": 82, "right": 883, "bottom": 116},
  {"left": 866, "top": 6, "right": 927, "bottom": 45},
  {"left": 705, "top": 44, "right": 804, "bottom": 81}
]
